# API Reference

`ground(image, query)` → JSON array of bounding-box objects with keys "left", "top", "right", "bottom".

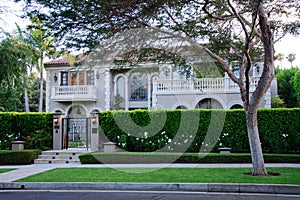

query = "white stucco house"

[{"left": 45, "top": 54, "right": 277, "bottom": 150}]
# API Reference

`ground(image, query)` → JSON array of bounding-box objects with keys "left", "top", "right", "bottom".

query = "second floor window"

[{"left": 60, "top": 70, "right": 94, "bottom": 86}]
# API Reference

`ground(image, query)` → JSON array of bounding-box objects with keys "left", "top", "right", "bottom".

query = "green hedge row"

[
  {"left": 0, "top": 112, "right": 53, "bottom": 150},
  {"left": 99, "top": 108, "right": 300, "bottom": 153},
  {"left": 0, "top": 150, "right": 41, "bottom": 165},
  {"left": 79, "top": 152, "right": 300, "bottom": 164}
]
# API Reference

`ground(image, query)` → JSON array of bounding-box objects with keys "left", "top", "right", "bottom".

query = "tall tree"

[
  {"left": 286, "top": 53, "right": 296, "bottom": 68},
  {"left": 22, "top": 0, "right": 300, "bottom": 175},
  {"left": 15, "top": 24, "right": 39, "bottom": 112},
  {"left": 27, "top": 17, "right": 55, "bottom": 112},
  {"left": 0, "top": 33, "right": 36, "bottom": 111},
  {"left": 276, "top": 53, "right": 285, "bottom": 69},
  {"left": 277, "top": 68, "right": 300, "bottom": 108},
  {"left": 293, "top": 70, "right": 300, "bottom": 107}
]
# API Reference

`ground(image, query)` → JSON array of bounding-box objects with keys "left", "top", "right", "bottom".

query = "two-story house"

[{"left": 45, "top": 54, "right": 277, "bottom": 150}]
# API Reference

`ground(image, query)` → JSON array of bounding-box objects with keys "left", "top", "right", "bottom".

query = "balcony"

[
  {"left": 153, "top": 77, "right": 260, "bottom": 94},
  {"left": 51, "top": 85, "right": 97, "bottom": 102}
]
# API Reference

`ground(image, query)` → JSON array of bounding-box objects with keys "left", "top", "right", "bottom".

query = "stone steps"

[{"left": 34, "top": 149, "right": 89, "bottom": 164}]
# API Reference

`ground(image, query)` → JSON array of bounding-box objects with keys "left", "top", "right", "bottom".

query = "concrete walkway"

[{"left": 0, "top": 163, "right": 300, "bottom": 182}]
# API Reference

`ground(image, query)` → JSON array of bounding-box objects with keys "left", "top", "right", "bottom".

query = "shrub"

[
  {"left": 0, "top": 112, "right": 53, "bottom": 150},
  {"left": 0, "top": 150, "right": 41, "bottom": 165},
  {"left": 79, "top": 152, "right": 300, "bottom": 164},
  {"left": 99, "top": 108, "right": 300, "bottom": 153}
]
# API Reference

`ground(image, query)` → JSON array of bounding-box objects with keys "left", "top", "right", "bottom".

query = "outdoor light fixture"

[
  {"left": 162, "top": 66, "right": 170, "bottom": 77},
  {"left": 96, "top": 71, "right": 100, "bottom": 79},
  {"left": 54, "top": 73, "right": 58, "bottom": 82},
  {"left": 53, "top": 117, "right": 59, "bottom": 124},
  {"left": 90, "top": 110, "right": 99, "bottom": 124},
  {"left": 92, "top": 116, "right": 97, "bottom": 124},
  {"left": 76, "top": 107, "right": 82, "bottom": 115}
]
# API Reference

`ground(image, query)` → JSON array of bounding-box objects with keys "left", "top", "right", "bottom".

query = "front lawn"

[
  {"left": 15, "top": 168, "right": 300, "bottom": 184},
  {"left": 0, "top": 168, "right": 15, "bottom": 174}
]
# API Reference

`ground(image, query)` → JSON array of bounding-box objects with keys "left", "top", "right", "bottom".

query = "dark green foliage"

[
  {"left": 79, "top": 152, "right": 300, "bottom": 164},
  {"left": 276, "top": 68, "right": 300, "bottom": 108},
  {"left": 99, "top": 109, "right": 300, "bottom": 154},
  {"left": 0, "top": 112, "right": 53, "bottom": 150},
  {"left": 0, "top": 150, "right": 41, "bottom": 165}
]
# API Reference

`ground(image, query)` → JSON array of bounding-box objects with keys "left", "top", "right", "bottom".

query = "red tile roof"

[{"left": 44, "top": 54, "right": 87, "bottom": 67}]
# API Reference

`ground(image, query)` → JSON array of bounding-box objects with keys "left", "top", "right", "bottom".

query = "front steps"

[{"left": 34, "top": 149, "right": 89, "bottom": 164}]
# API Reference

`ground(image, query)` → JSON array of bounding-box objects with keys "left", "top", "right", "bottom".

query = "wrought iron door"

[{"left": 62, "top": 117, "right": 91, "bottom": 150}]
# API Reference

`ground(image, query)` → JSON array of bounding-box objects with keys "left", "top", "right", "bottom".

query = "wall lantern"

[
  {"left": 90, "top": 111, "right": 99, "bottom": 124},
  {"left": 162, "top": 66, "right": 170, "bottom": 77},
  {"left": 54, "top": 73, "right": 58, "bottom": 82},
  {"left": 92, "top": 116, "right": 97, "bottom": 124},
  {"left": 53, "top": 116, "right": 59, "bottom": 124},
  {"left": 96, "top": 71, "right": 100, "bottom": 79}
]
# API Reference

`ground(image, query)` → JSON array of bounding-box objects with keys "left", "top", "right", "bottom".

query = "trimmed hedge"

[
  {"left": 0, "top": 150, "right": 41, "bottom": 165},
  {"left": 0, "top": 112, "right": 53, "bottom": 150},
  {"left": 99, "top": 108, "right": 300, "bottom": 153},
  {"left": 79, "top": 152, "right": 300, "bottom": 164}
]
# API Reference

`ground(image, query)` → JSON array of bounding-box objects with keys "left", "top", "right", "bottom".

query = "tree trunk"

[
  {"left": 38, "top": 56, "right": 44, "bottom": 112},
  {"left": 38, "top": 72, "right": 43, "bottom": 112},
  {"left": 246, "top": 106, "right": 268, "bottom": 176},
  {"left": 24, "top": 87, "right": 30, "bottom": 112}
]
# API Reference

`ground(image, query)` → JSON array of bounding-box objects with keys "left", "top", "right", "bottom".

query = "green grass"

[
  {"left": 0, "top": 168, "right": 15, "bottom": 174},
  {"left": 15, "top": 168, "right": 300, "bottom": 184}
]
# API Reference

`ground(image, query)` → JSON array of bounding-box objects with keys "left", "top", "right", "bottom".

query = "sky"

[{"left": 1, "top": 0, "right": 300, "bottom": 68}]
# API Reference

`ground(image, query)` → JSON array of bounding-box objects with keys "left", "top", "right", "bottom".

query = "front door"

[{"left": 63, "top": 117, "right": 91, "bottom": 150}]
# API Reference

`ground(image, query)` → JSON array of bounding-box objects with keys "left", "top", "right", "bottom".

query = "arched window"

[
  {"left": 129, "top": 72, "right": 148, "bottom": 101},
  {"left": 116, "top": 76, "right": 125, "bottom": 99}
]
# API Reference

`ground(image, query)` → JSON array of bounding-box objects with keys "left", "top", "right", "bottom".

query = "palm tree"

[
  {"left": 276, "top": 53, "right": 284, "bottom": 69},
  {"left": 28, "top": 17, "right": 55, "bottom": 112},
  {"left": 0, "top": 33, "right": 36, "bottom": 112},
  {"left": 286, "top": 53, "right": 296, "bottom": 68},
  {"left": 15, "top": 24, "right": 38, "bottom": 112}
]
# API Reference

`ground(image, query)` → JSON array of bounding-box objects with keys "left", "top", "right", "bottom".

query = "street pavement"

[
  {"left": 1, "top": 190, "right": 300, "bottom": 200},
  {"left": 0, "top": 163, "right": 299, "bottom": 195}
]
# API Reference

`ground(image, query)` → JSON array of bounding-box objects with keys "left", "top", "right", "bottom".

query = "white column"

[
  {"left": 125, "top": 76, "right": 129, "bottom": 110},
  {"left": 46, "top": 71, "right": 51, "bottom": 112},
  {"left": 265, "top": 88, "right": 272, "bottom": 108},
  {"left": 148, "top": 79, "right": 151, "bottom": 109},
  {"left": 104, "top": 68, "right": 111, "bottom": 110},
  {"left": 152, "top": 81, "right": 158, "bottom": 109},
  {"left": 90, "top": 114, "right": 99, "bottom": 151}
]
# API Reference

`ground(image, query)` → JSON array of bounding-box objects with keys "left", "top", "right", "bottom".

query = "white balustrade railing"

[
  {"left": 51, "top": 85, "right": 96, "bottom": 100},
  {"left": 155, "top": 77, "right": 261, "bottom": 93}
]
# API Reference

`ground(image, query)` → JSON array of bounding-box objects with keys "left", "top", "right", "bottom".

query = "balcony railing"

[
  {"left": 51, "top": 85, "right": 97, "bottom": 101},
  {"left": 154, "top": 77, "right": 260, "bottom": 94}
]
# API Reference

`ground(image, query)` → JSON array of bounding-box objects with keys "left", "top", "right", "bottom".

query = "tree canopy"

[
  {"left": 20, "top": 0, "right": 299, "bottom": 51},
  {"left": 19, "top": 0, "right": 300, "bottom": 176}
]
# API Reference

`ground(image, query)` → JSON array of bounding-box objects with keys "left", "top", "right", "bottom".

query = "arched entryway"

[
  {"left": 176, "top": 105, "right": 188, "bottom": 109},
  {"left": 63, "top": 105, "right": 91, "bottom": 150},
  {"left": 195, "top": 98, "right": 223, "bottom": 109},
  {"left": 230, "top": 104, "right": 243, "bottom": 109}
]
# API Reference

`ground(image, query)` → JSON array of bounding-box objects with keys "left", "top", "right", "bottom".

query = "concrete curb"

[{"left": 1, "top": 182, "right": 299, "bottom": 195}]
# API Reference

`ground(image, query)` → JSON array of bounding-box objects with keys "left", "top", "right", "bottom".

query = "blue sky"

[{"left": 1, "top": 0, "right": 299, "bottom": 68}]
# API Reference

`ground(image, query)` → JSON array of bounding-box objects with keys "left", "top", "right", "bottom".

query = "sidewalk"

[
  {"left": 0, "top": 163, "right": 300, "bottom": 195},
  {"left": 0, "top": 163, "right": 300, "bottom": 182}
]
